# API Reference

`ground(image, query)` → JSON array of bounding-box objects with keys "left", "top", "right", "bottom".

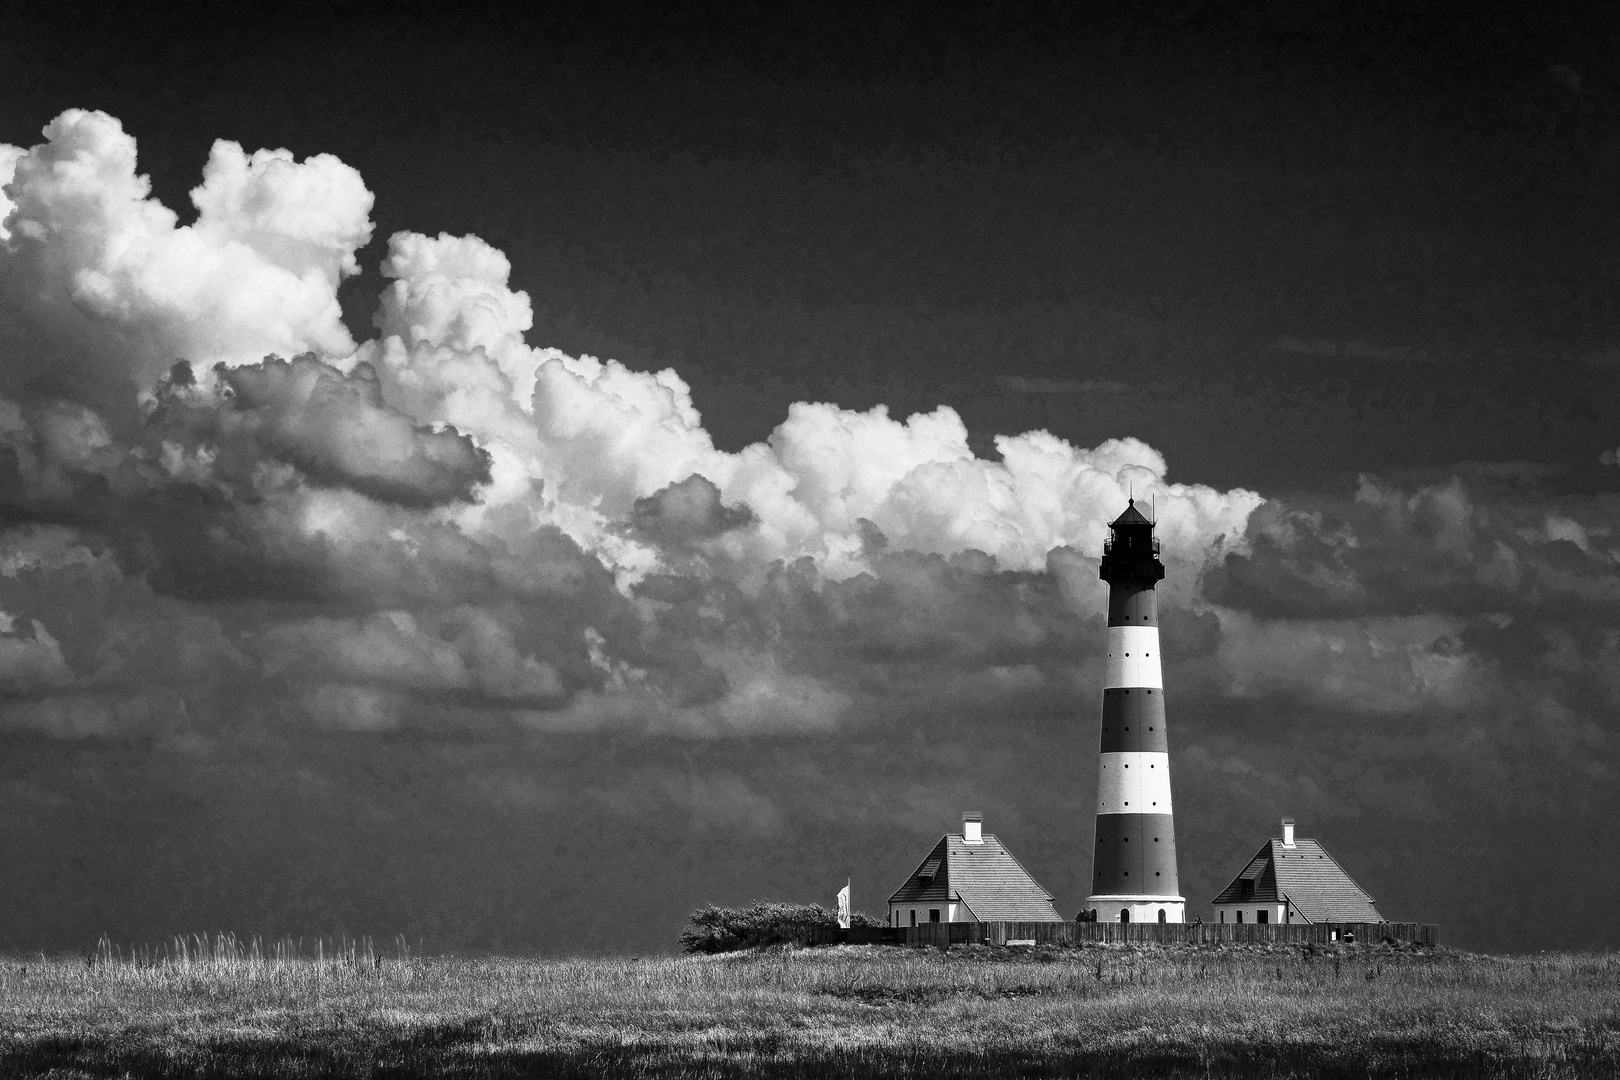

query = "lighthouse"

[{"left": 1084, "top": 499, "right": 1185, "bottom": 924}]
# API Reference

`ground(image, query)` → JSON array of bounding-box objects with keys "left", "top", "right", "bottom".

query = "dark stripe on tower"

[
  {"left": 1107, "top": 582, "right": 1157, "bottom": 627},
  {"left": 1099, "top": 688, "right": 1169, "bottom": 753},
  {"left": 1091, "top": 813, "right": 1179, "bottom": 894}
]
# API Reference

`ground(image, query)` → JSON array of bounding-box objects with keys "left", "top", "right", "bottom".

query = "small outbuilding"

[
  {"left": 887, "top": 812, "right": 1062, "bottom": 927},
  {"left": 1211, "top": 818, "right": 1382, "bottom": 925}
]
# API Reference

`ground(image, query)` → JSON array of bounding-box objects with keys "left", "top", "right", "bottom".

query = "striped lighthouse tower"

[{"left": 1085, "top": 499, "right": 1185, "bottom": 924}]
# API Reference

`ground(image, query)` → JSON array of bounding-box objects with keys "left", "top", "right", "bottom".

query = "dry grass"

[{"left": 1, "top": 935, "right": 1617, "bottom": 1077}]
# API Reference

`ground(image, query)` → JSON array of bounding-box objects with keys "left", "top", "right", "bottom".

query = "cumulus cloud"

[
  {"left": 0, "top": 110, "right": 372, "bottom": 396},
  {"left": 0, "top": 109, "right": 1265, "bottom": 740},
  {"left": 357, "top": 230, "right": 1260, "bottom": 578},
  {"left": 629, "top": 474, "right": 756, "bottom": 546},
  {"left": 189, "top": 355, "right": 490, "bottom": 507}
]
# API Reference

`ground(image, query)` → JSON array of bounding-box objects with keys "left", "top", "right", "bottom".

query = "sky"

[{"left": 0, "top": 0, "right": 1617, "bottom": 955}]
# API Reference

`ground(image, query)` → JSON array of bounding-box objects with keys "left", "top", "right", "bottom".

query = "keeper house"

[
  {"left": 1211, "top": 817, "right": 1383, "bottom": 925},
  {"left": 887, "top": 812, "right": 1062, "bottom": 926}
]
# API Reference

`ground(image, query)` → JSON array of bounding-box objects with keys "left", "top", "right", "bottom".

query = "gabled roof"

[
  {"left": 1212, "top": 838, "right": 1382, "bottom": 923},
  {"left": 1110, "top": 499, "right": 1152, "bottom": 528},
  {"left": 887, "top": 833, "right": 1062, "bottom": 921}
]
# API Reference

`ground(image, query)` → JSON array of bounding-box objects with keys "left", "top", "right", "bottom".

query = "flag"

[{"left": 837, "top": 881, "right": 850, "bottom": 929}]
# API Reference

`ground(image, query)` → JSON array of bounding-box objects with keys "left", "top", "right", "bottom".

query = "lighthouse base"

[{"left": 1084, "top": 895, "right": 1186, "bottom": 924}]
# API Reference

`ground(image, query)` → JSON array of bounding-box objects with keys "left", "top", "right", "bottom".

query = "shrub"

[{"left": 679, "top": 901, "right": 881, "bottom": 953}]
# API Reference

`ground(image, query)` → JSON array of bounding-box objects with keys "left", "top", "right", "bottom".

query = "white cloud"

[
  {"left": 359, "top": 229, "right": 1263, "bottom": 581},
  {"left": 0, "top": 110, "right": 372, "bottom": 387},
  {"left": 0, "top": 109, "right": 1267, "bottom": 739}
]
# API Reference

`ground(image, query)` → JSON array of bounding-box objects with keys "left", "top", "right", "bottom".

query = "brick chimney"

[
  {"left": 963, "top": 811, "right": 983, "bottom": 844},
  {"left": 1281, "top": 818, "right": 1296, "bottom": 848}
]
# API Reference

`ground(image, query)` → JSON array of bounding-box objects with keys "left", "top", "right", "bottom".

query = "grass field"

[{"left": 1, "top": 936, "right": 1617, "bottom": 1077}]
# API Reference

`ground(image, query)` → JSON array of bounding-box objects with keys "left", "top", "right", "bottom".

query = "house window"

[
  {"left": 1236, "top": 911, "right": 1243, "bottom": 923},
  {"left": 1120, "top": 909, "right": 1131, "bottom": 923},
  {"left": 909, "top": 910, "right": 916, "bottom": 927},
  {"left": 929, "top": 909, "right": 940, "bottom": 923},
  {"left": 1157, "top": 909, "right": 1166, "bottom": 923},
  {"left": 1257, "top": 909, "right": 1268, "bottom": 924},
  {"left": 1219, "top": 910, "right": 1225, "bottom": 923}
]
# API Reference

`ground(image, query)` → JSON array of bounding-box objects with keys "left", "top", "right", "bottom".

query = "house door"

[{"left": 1119, "top": 909, "right": 1130, "bottom": 923}]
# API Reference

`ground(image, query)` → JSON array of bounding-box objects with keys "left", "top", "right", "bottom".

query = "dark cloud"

[
  {"left": 628, "top": 474, "right": 754, "bottom": 547},
  {"left": 1188, "top": 474, "right": 1620, "bottom": 866},
  {"left": 160, "top": 356, "right": 492, "bottom": 508},
  {"left": 1205, "top": 475, "right": 1620, "bottom": 620}
]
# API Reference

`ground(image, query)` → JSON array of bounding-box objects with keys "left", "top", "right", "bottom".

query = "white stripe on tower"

[
  {"left": 1095, "top": 752, "right": 1174, "bottom": 814},
  {"left": 1104, "top": 625, "right": 1163, "bottom": 689}
]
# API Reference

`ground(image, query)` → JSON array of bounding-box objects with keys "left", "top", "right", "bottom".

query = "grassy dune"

[{"left": 1, "top": 937, "right": 1617, "bottom": 1077}]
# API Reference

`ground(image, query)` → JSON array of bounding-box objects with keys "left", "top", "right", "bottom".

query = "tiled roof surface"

[
  {"left": 1211, "top": 838, "right": 1382, "bottom": 923},
  {"left": 887, "top": 837, "right": 952, "bottom": 904},
  {"left": 887, "top": 833, "right": 1062, "bottom": 921},
  {"left": 1211, "top": 846, "right": 1275, "bottom": 902}
]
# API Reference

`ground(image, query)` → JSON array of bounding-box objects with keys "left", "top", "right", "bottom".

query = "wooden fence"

[{"left": 806, "top": 920, "right": 1438, "bottom": 948}]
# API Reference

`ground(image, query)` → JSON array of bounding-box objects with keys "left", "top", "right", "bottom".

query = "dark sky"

[{"left": 0, "top": 0, "right": 1616, "bottom": 955}]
